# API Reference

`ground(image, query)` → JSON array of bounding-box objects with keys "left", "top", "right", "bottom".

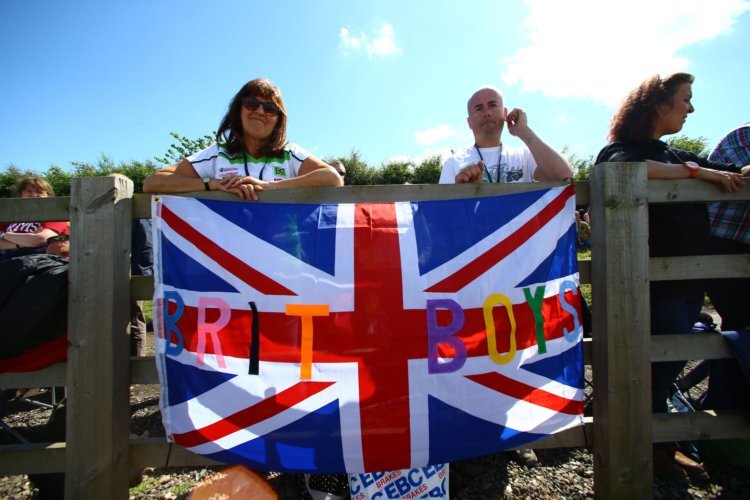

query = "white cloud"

[
  {"left": 414, "top": 124, "right": 457, "bottom": 145},
  {"left": 339, "top": 28, "right": 361, "bottom": 50},
  {"left": 501, "top": 0, "right": 750, "bottom": 106},
  {"left": 339, "top": 23, "right": 402, "bottom": 58}
]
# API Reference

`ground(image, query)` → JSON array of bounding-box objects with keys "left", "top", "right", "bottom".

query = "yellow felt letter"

[{"left": 483, "top": 294, "right": 517, "bottom": 365}]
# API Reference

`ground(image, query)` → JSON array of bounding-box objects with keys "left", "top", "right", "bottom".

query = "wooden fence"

[{"left": 1, "top": 162, "right": 749, "bottom": 498}]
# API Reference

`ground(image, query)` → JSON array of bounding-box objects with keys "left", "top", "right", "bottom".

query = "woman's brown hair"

[
  {"left": 608, "top": 72, "right": 694, "bottom": 143},
  {"left": 216, "top": 78, "right": 288, "bottom": 157},
  {"left": 14, "top": 176, "right": 54, "bottom": 197}
]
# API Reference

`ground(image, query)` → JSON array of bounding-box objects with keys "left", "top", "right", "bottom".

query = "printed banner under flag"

[{"left": 152, "top": 185, "right": 585, "bottom": 473}]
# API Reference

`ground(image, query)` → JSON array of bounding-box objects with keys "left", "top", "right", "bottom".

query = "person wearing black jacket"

[
  {"left": 596, "top": 72, "right": 750, "bottom": 481},
  {"left": 130, "top": 219, "right": 153, "bottom": 357},
  {"left": 0, "top": 254, "right": 68, "bottom": 369}
]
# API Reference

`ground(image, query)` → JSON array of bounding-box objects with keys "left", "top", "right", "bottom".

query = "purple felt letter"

[{"left": 427, "top": 299, "right": 467, "bottom": 374}]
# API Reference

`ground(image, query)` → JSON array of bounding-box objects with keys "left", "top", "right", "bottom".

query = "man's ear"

[
  {"left": 467, "top": 116, "right": 472, "bottom": 129},
  {"left": 503, "top": 107, "right": 508, "bottom": 119}
]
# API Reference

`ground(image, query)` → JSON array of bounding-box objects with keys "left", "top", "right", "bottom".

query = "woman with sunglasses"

[
  {"left": 596, "top": 72, "right": 750, "bottom": 481},
  {"left": 144, "top": 78, "right": 342, "bottom": 199}
]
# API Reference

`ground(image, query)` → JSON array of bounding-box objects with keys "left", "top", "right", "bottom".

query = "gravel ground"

[{"left": 3, "top": 317, "right": 749, "bottom": 498}]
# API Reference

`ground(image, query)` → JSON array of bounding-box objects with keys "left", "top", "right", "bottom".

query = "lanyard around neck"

[
  {"left": 474, "top": 145, "right": 503, "bottom": 183},
  {"left": 244, "top": 152, "right": 268, "bottom": 179}
]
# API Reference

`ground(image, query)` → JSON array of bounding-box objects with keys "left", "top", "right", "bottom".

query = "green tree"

[
  {"left": 666, "top": 134, "right": 710, "bottom": 156},
  {"left": 1, "top": 129, "right": 213, "bottom": 198},
  {"left": 116, "top": 160, "right": 158, "bottom": 193},
  {"left": 0, "top": 158, "right": 156, "bottom": 198},
  {"left": 327, "top": 149, "right": 377, "bottom": 185},
  {"left": 561, "top": 147, "right": 593, "bottom": 181},
  {"left": 412, "top": 155, "right": 442, "bottom": 184},
  {"left": 71, "top": 155, "right": 157, "bottom": 193},
  {"left": 376, "top": 160, "right": 414, "bottom": 185},
  {"left": 0, "top": 165, "right": 34, "bottom": 197},
  {"left": 0, "top": 164, "right": 74, "bottom": 197},
  {"left": 155, "top": 131, "right": 215, "bottom": 165},
  {"left": 44, "top": 165, "right": 73, "bottom": 196},
  {"left": 71, "top": 154, "right": 117, "bottom": 177}
]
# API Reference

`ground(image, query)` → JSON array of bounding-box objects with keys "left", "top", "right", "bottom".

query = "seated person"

[
  {"left": 0, "top": 252, "right": 68, "bottom": 372},
  {"left": 575, "top": 211, "right": 591, "bottom": 250},
  {"left": 143, "top": 78, "right": 342, "bottom": 198},
  {"left": 331, "top": 159, "right": 347, "bottom": 182},
  {"left": 0, "top": 177, "right": 68, "bottom": 261},
  {"left": 130, "top": 219, "right": 153, "bottom": 357},
  {"left": 46, "top": 233, "right": 70, "bottom": 260}
]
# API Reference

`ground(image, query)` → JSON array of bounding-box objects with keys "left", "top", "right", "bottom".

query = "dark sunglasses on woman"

[{"left": 241, "top": 96, "right": 281, "bottom": 116}]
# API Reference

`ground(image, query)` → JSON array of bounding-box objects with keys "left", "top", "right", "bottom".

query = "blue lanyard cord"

[
  {"left": 474, "top": 145, "right": 503, "bottom": 183},
  {"left": 243, "top": 153, "right": 268, "bottom": 179}
]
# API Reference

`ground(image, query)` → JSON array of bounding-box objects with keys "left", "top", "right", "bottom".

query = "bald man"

[{"left": 439, "top": 86, "right": 572, "bottom": 184}]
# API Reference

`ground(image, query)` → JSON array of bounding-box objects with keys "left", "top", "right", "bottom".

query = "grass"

[
  {"left": 577, "top": 249, "right": 592, "bottom": 305},
  {"left": 580, "top": 284, "right": 592, "bottom": 306},
  {"left": 127, "top": 474, "right": 197, "bottom": 497},
  {"left": 128, "top": 475, "right": 159, "bottom": 496},
  {"left": 142, "top": 300, "right": 153, "bottom": 325},
  {"left": 171, "top": 481, "right": 196, "bottom": 496}
]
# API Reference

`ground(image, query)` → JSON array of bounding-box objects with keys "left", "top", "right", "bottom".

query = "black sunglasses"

[
  {"left": 241, "top": 96, "right": 281, "bottom": 116},
  {"left": 47, "top": 233, "right": 70, "bottom": 244}
]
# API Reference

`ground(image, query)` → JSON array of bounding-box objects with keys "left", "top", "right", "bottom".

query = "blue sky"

[{"left": 1, "top": 0, "right": 749, "bottom": 172}]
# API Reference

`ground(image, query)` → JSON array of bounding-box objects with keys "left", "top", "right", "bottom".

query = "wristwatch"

[
  {"left": 682, "top": 161, "right": 699, "bottom": 178},
  {"left": 202, "top": 177, "right": 211, "bottom": 191}
]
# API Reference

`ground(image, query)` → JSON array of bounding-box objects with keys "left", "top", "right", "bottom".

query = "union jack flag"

[{"left": 152, "top": 185, "right": 584, "bottom": 473}]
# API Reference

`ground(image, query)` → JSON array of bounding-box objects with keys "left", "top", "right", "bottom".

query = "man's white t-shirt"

[{"left": 439, "top": 145, "right": 537, "bottom": 184}]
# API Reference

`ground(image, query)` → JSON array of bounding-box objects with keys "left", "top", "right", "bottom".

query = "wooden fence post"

[
  {"left": 66, "top": 176, "right": 133, "bottom": 499},
  {"left": 590, "top": 162, "right": 652, "bottom": 497}
]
